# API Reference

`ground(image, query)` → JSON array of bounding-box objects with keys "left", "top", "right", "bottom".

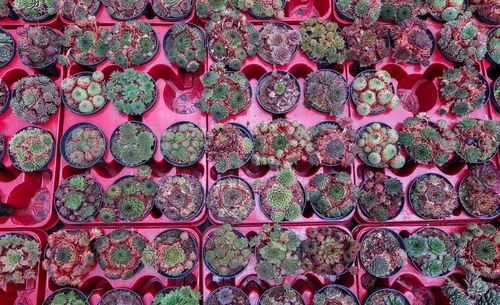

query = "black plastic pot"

[
  {"left": 486, "top": 27, "right": 500, "bottom": 66},
  {"left": 258, "top": 286, "right": 305, "bottom": 305},
  {"left": 360, "top": 228, "right": 406, "bottom": 278},
  {"left": 103, "top": 0, "right": 148, "bottom": 21},
  {"left": 8, "top": 126, "right": 55, "bottom": 172},
  {"left": 203, "top": 228, "right": 249, "bottom": 278},
  {"left": 475, "top": 10, "right": 500, "bottom": 25},
  {"left": 61, "top": 72, "right": 108, "bottom": 116},
  {"left": 163, "top": 22, "right": 206, "bottom": 71},
  {"left": 458, "top": 174, "right": 500, "bottom": 218},
  {"left": 304, "top": 69, "right": 349, "bottom": 115},
  {"left": 160, "top": 121, "right": 205, "bottom": 167},
  {"left": 427, "top": 1, "right": 468, "bottom": 23},
  {"left": 155, "top": 229, "right": 198, "bottom": 279},
  {"left": 15, "top": 9, "right": 56, "bottom": 22},
  {"left": 358, "top": 175, "right": 405, "bottom": 222},
  {"left": 22, "top": 27, "right": 61, "bottom": 75},
  {"left": 153, "top": 0, "right": 193, "bottom": 21},
  {"left": 491, "top": 77, "right": 500, "bottom": 114},
  {"left": 43, "top": 287, "right": 89, "bottom": 305},
  {"left": 351, "top": 70, "right": 396, "bottom": 116},
  {"left": 0, "top": 78, "right": 11, "bottom": 115},
  {"left": 356, "top": 122, "right": 400, "bottom": 169},
  {"left": 61, "top": 123, "right": 106, "bottom": 169},
  {"left": 110, "top": 121, "right": 156, "bottom": 167},
  {"left": 97, "top": 288, "right": 143, "bottom": 305},
  {"left": 206, "top": 286, "right": 250, "bottom": 305},
  {"left": 259, "top": 178, "right": 306, "bottom": 222},
  {"left": 257, "top": 21, "right": 299, "bottom": 66},
  {"left": 333, "top": 0, "right": 355, "bottom": 22},
  {"left": 62, "top": 0, "right": 101, "bottom": 22},
  {"left": 309, "top": 172, "right": 355, "bottom": 221},
  {"left": 310, "top": 121, "right": 345, "bottom": 167},
  {"left": 256, "top": 70, "right": 300, "bottom": 115},
  {"left": 363, "top": 288, "right": 410, "bottom": 305},
  {"left": 455, "top": 118, "right": 498, "bottom": 165},
  {"left": 313, "top": 284, "right": 360, "bottom": 305},
  {"left": 0, "top": 28, "right": 15, "bottom": 69},
  {"left": 248, "top": 0, "right": 286, "bottom": 19}
]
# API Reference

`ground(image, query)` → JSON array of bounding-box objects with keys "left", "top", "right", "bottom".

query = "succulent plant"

[
  {"left": 55, "top": 175, "right": 103, "bottom": 222},
  {"left": 17, "top": 25, "right": 61, "bottom": 68},
  {"left": 11, "top": 75, "right": 61, "bottom": 123},
  {"left": 459, "top": 162, "right": 500, "bottom": 217},
  {"left": 110, "top": 122, "right": 156, "bottom": 166},
  {"left": 357, "top": 123, "right": 405, "bottom": 169},
  {"left": 365, "top": 289, "right": 409, "bottom": 305},
  {"left": 438, "top": 66, "right": 487, "bottom": 116},
  {"left": 152, "top": 286, "right": 201, "bottom": 305},
  {"left": 257, "top": 71, "right": 300, "bottom": 114},
  {"left": 390, "top": 18, "right": 433, "bottom": 66},
  {"left": 404, "top": 228, "right": 456, "bottom": 277},
  {"left": 253, "top": 120, "right": 310, "bottom": 168},
  {"left": 308, "top": 120, "right": 356, "bottom": 167},
  {"left": 0, "top": 0, "right": 10, "bottom": 18},
  {"left": 248, "top": 0, "right": 285, "bottom": 18},
  {"left": 204, "top": 224, "right": 251, "bottom": 276},
  {"left": 454, "top": 118, "right": 499, "bottom": 164},
  {"left": 337, "top": 0, "right": 382, "bottom": 20},
  {"left": 160, "top": 122, "right": 204, "bottom": 166},
  {"left": 197, "top": 63, "right": 251, "bottom": 120},
  {"left": 250, "top": 224, "right": 301, "bottom": 284},
  {"left": 206, "top": 287, "right": 250, "bottom": 305},
  {"left": 352, "top": 70, "right": 399, "bottom": 116},
  {"left": 98, "top": 289, "right": 142, "bottom": 305},
  {"left": 452, "top": 222, "right": 499, "bottom": 279},
  {"left": 0, "top": 132, "right": 4, "bottom": 159},
  {"left": 61, "top": 0, "right": 100, "bottom": 21},
  {"left": 195, "top": 0, "right": 252, "bottom": 18},
  {"left": 107, "top": 69, "right": 156, "bottom": 115},
  {"left": 313, "top": 286, "right": 358, "bottom": 305},
  {"left": 442, "top": 272, "right": 500, "bottom": 305},
  {"left": 8, "top": 127, "right": 54, "bottom": 172},
  {"left": 62, "top": 71, "right": 107, "bottom": 114},
  {"left": 94, "top": 229, "right": 146, "bottom": 279},
  {"left": 302, "top": 227, "right": 359, "bottom": 275},
  {"left": 260, "top": 285, "right": 304, "bottom": 305},
  {"left": 12, "top": 0, "right": 56, "bottom": 20},
  {"left": 42, "top": 229, "right": 100, "bottom": 286},
  {"left": 470, "top": 0, "right": 500, "bottom": 23},
  {"left": 0, "top": 233, "right": 40, "bottom": 286},
  {"left": 304, "top": 70, "right": 348, "bottom": 116},
  {"left": 205, "top": 123, "right": 254, "bottom": 173},
  {"left": 150, "top": 229, "right": 197, "bottom": 277},
  {"left": 154, "top": 174, "right": 204, "bottom": 221},
  {"left": 152, "top": 0, "right": 192, "bottom": 20},
  {"left": 438, "top": 12, "right": 487, "bottom": 64},
  {"left": 255, "top": 165, "right": 305, "bottom": 222},
  {"left": 101, "top": 0, "right": 146, "bottom": 20},
  {"left": 60, "top": 17, "right": 110, "bottom": 66},
  {"left": 103, "top": 166, "right": 157, "bottom": 221},
  {"left": 63, "top": 125, "right": 105, "bottom": 168},
  {"left": 0, "top": 78, "right": 9, "bottom": 113},
  {"left": 107, "top": 21, "right": 158, "bottom": 67},
  {"left": 409, "top": 174, "right": 458, "bottom": 219},
  {"left": 306, "top": 172, "right": 358, "bottom": 220},
  {"left": 0, "top": 30, "right": 14, "bottom": 68},
  {"left": 299, "top": 18, "right": 347, "bottom": 64},
  {"left": 423, "top": 0, "right": 464, "bottom": 21},
  {"left": 205, "top": 10, "right": 259, "bottom": 71},
  {"left": 360, "top": 228, "right": 407, "bottom": 278},
  {"left": 258, "top": 22, "right": 301, "bottom": 66},
  {"left": 343, "top": 19, "right": 389, "bottom": 67},
  {"left": 45, "top": 289, "right": 88, "bottom": 305},
  {"left": 380, "top": 0, "right": 421, "bottom": 23},
  {"left": 488, "top": 28, "right": 500, "bottom": 65},
  {"left": 359, "top": 172, "right": 404, "bottom": 222},
  {"left": 164, "top": 22, "right": 205, "bottom": 72}
]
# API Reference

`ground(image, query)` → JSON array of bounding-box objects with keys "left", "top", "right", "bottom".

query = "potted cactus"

[
  {"left": 203, "top": 224, "right": 251, "bottom": 277},
  {"left": 306, "top": 172, "right": 358, "bottom": 220},
  {"left": 101, "top": 166, "right": 157, "bottom": 222},
  {"left": 60, "top": 18, "right": 110, "bottom": 68},
  {"left": 304, "top": 69, "right": 349, "bottom": 116},
  {"left": 197, "top": 63, "right": 251, "bottom": 120},
  {"left": 379, "top": 0, "right": 421, "bottom": 23},
  {"left": 252, "top": 120, "right": 310, "bottom": 168},
  {"left": 195, "top": 0, "right": 252, "bottom": 18},
  {"left": 43, "top": 288, "right": 89, "bottom": 305},
  {"left": 308, "top": 120, "right": 356, "bottom": 167},
  {"left": 302, "top": 227, "right": 359, "bottom": 276},
  {"left": 12, "top": 0, "right": 56, "bottom": 21},
  {"left": 299, "top": 18, "right": 348, "bottom": 65},
  {"left": 405, "top": 227, "right": 456, "bottom": 277},
  {"left": 359, "top": 172, "right": 404, "bottom": 222},
  {"left": 255, "top": 165, "right": 305, "bottom": 222},
  {"left": 61, "top": 71, "right": 107, "bottom": 115},
  {"left": 360, "top": 228, "right": 407, "bottom": 278},
  {"left": 205, "top": 11, "right": 259, "bottom": 71},
  {"left": 207, "top": 176, "right": 255, "bottom": 224},
  {"left": 442, "top": 273, "right": 500, "bottom": 305},
  {"left": 259, "top": 286, "right": 304, "bottom": 305},
  {"left": 54, "top": 175, "right": 103, "bottom": 222},
  {"left": 335, "top": 0, "right": 382, "bottom": 21},
  {"left": 0, "top": 28, "right": 14, "bottom": 69},
  {"left": 42, "top": 230, "right": 99, "bottom": 286},
  {"left": 206, "top": 286, "right": 250, "bottom": 305},
  {"left": 356, "top": 122, "right": 405, "bottom": 169},
  {"left": 390, "top": 18, "right": 435, "bottom": 66},
  {"left": 248, "top": 0, "right": 285, "bottom": 19},
  {"left": 61, "top": 0, "right": 101, "bottom": 21},
  {"left": 470, "top": 0, "right": 500, "bottom": 24},
  {"left": 61, "top": 123, "right": 106, "bottom": 169},
  {"left": 94, "top": 229, "right": 147, "bottom": 279},
  {"left": 110, "top": 121, "right": 156, "bottom": 166},
  {"left": 438, "top": 12, "right": 487, "bottom": 65},
  {"left": 8, "top": 127, "right": 54, "bottom": 172},
  {"left": 409, "top": 173, "right": 458, "bottom": 219},
  {"left": 257, "top": 70, "right": 300, "bottom": 114},
  {"left": 454, "top": 118, "right": 499, "bottom": 164},
  {"left": 351, "top": 70, "right": 399, "bottom": 116},
  {"left": 258, "top": 22, "right": 301, "bottom": 66},
  {"left": 251, "top": 224, "right": 301, "bottom": 284},
  {"left": 459, "top": 162, "right": 500, "bottom": 218},
  {"left": 313, "top": 285, "right": 360, "bottom": 305},
  {"left": 154, "top": 174, "right": 204, "bottom": 221},
  {"left": 0, "top": 78, "right": 10, "bottom": 114},
  {"left": 107, "top": 21, "right": 158, "bottom": 67},
  {"left": 163, "top": 22, "right": 205, "bottom": 72},
  {"left": 0, "top": 0, "right": 11, "bottom": 19},
  {"left": 16, "top": 25, "right": 61, "bottom": 70},
  {"left": 153, "top": 0, "right": 192, "bottom": 20},
  {"left": 343, "top": 19, "right": 389, "bottom": 68},
  {"left": 101, "top": 0, "right": 147, "bottom": 20},
  {"left": 423, "top": 0, "right": 464, "bottom": 22},
  {"left": 205, "top": 123, "right": 254, "bottom": 173},
  {"left": 364, "top": 289, "right": 410, "bottom": 305},
  {"left": 11, "top": 75, "right": 61, "bottom": 123},
  {"left": 438, "top": 66, "right": 488, "bottom": 116},
  {"left": 97, "top": 288, "right": 143, "bottom": 305},
  {"left": 452, "top": 222, "right": 499, "bottom": 279},
  {"left": 160, "top": 122, "right": 205, "bottom": 166},
  {"left": 487, "top": 27, "right": 499, "bottom": 66},
  {"left": 0, "top": 233, "right": 40, "bottom": 286},
  {"left": 152, "top": 286, "right": 200, "bottom": 305}
]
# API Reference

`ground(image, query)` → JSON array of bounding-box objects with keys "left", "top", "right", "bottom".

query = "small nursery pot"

[
  {"left": 408, "top": 173, "right": 457, "bottom": 220},
  {"left": 155, "top": 229, "right": 198, "bottom": 279},
  {"left": 164, "top": 23, "right": 206, "bottom": 69},
  {"left": 152, "top": 286, "right": 179, "bottom": 303},
  {"left": 247, "top": 0, "right": 286, "bottom": 19},
  {"left": 205, "top": 286, "right": 250, "bottom": 305},
  {"left": 62, "top": 0, "right": 101, "bottom": 22},
  {"left": 257, "top": 21, "right": 300, "bottom": 65},
  {"left": 455, "top": 119, "right": 498, "bottom": 165},
  {"left": 256, "top": 70, "right": 300, "bottom": 115},
  {"left": 8, "top": 126, "right": 55, "bottom": 172},
  {"left": 0, "top": 28, "right": 15, "bottom": 69},
  {"left": 363, "top": 288, "right": 410, "bottom": 305},
  {"left": 103, "top": 0, "right": 148, "bottom": 21},
  {"left": 0, "top": 79, "right": 11, "bottom": 115},
  {"left": 107, "top": 175, "right": 154, "bottom": 221},
  {"left": 153, "top": 0, "right": 193, "bottom": 21},
  {"left": 309, "top": 172, "right": 356, "bottom": 221},
  {"left": 110, "top": 121, "right": 157, "bottom": 167},
  {"left": 487, "top": 27, "right": 500, "bottom": 66},
  {"left": 259, "top": 179, "right": 306, "bottom": 222},
  {"left": 43, "top": 288, "right": 89, "bottom": 305},
  {"left": 350, "top": 70, "right": 396, "bottom": 115},
  {"left": 427, "top": 1, "right": 468, "bottom": 23},
  {"left": 160, "top": 121, "right": 205, "bottom": 167},
  {"left": 208, "top": 175, "right": 255, "bottom": 224},
  {"left": 304, "top": 69, "right": 349, "bottom": 115},
  {"left": 97, "top": 288, "right": 144, "bottom": 305},
  {"left": 350, "top": 36, "right": 390, "bottom": 73},
  {"left": 24, "top": 27, "right": 62, "bottom": 73},
  {"left": 258, "top": 286, "right": 305, "bottom": 305},
  {"left": 356, "top": 122, "right": 399, "bottom": 169},
  {"left": 313, "top": 284, "right": 360, "bottom": 305},
  {"left": 491, "top": 77, "right": 500, "bottom": 114},
  {"left": 60, "top": 123, "right": 106, "bottom": 169},
  {"left": 202, "top": 229, "right": 248, "bottom": 278},
  {"left": 61, "top": 72, "right": 108, "bottom": 115},
  {"left": 390, "top": 29, "right": 436, "bottom": 65},
  {"left": 458, "top": 175, "right": 500, "bottom": 218},
  {"left": 311, "top": 121, "right": 345, "bottom": 167},
  {"left": 333, "top": 0, "right": 355, "bottom": 22},
  {"left": 358, "top": 175, "right": 405, "bottom": 221}
]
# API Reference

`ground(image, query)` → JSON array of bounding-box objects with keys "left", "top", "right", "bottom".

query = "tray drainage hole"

[
  {"left": 399, "top": 230, "right": 410, "bottom": 239},
  {"left": 452, "top": 208, "right": 462, "bottom": 217}
]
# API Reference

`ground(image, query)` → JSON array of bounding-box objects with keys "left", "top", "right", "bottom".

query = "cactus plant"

[
  {"left": 459, "top": 162, "right": 500, "bottom": 217},
  {"left": 343, "top": 19, "right": 389, "bottom": 67},
  {"left": 258, "top": 22, "right": 301, "bottom": 66},
  {"left": 390, "top": 18, "right": 434, "bottom": 66},
  {"left": 98, "top": 289, "right": 142, "bottom": 305},
  {"left": 0, "top": 0, "right": 10, "bottom": 19},
  {"left": 152, "top": 0, "right": 192, "bottom": 20},
  {"left": 17, "top": 25, "right": 61, "bottom": 69},
  {"left": 380, "top": 0, "right": 421, "bottom": 23},
  {"left": 160, "top": 122, "right": 204, "bottom": 166},
  {"left": 42, "top": 230, "right": 100, "bottom": 286},
  {"left": 101, "top": 0, "right": 146, "bottom": 20},
  {"left": 438, "top": 66, "right": 488, "bottom": 116},
  {"left": 352, "top": 70, "right": 399, "bottom": 116},
  {"left": 164, "top": 22, "right": 205, "bottom": 72},
  {"left": 470, "top": 0, "right": 500, "bottom": 23},
  {"left": 62, "top": 71, "right": 107, "bottom": 114},
  {"left": 0, "top": 29, "right": 14, "bottom": 68},
  {"left": 423, "top": 0, "right": 464, "bottom": 22},
  {"left": 150, "top": 229, "right": 197, "bottom": 277},
  {"left": 337, "top": 0, "right": 382, "bottom": 21},
  {"left": 206, "top": 287, "right": 250, "bottom": 305},
  {"left": 409, "top": 174, "right": 458, "bottom": 219},
  {"left": 61, "top": 0, "right": 100, "bottom": 21},
  {"left": 8, "top": 127, "right": 54, "bottom": 172},
  {"left": 365, "top": 289, "right": 409, "bottom": 305},
  {"left": 0, "top": 233, "right": 40, "bottom": 286},
  {"left": 308, "top": 120, "right": 356, "bottom": 167},
  {"left": 357, "top": 123, "right": 405, "bottom": 169},
  {"left": 203, "top": 225, "right": 251, "bottom": 277},
  {"left": 55, "top": 175, "right": 103, "bottom": 222},
  {"left": 304, "top": 70, "right": 348, "bottom": 116},
  {"left": 152, "top": 286, "right": 201, "bottom": 305},
  {"left": 257, "top": 71, "right": 300, "bottom": 114},
  {"left": 0, "top": 78, "right": 9, "bottom": 113},
  {"left": 260, "top": 285, "right": 304, "bottom": 305},
  {"left": 107, "top": 69, "right": 157, "bottom": 115},
  {"left": 454, "top": 118, "right": 499, "bottom": 164},
  {"left": 487, "top": 27, "right": 500, "bottom": 65},
  {"left": 442, "top": 273, "right": 500, "bottom": 305},
  {"left": 359, "top": 172, "right": 404, "bottom": 222},
  {"left": 195, "top": 0, "right": 253, "bottom": 18},
  {"left": 197, "top": 63, "right": 251, "bottom": 120},
  {"left": 44, "top": 289, "right": 89, "bottom": 305},
  {"left": 62, "top": 125, "right": 105, "bottom": 168},
  {"left": 248, "top": 0, "right": 285, "bottom": 18},
  {"left": 299, "top": 18, "right": 347, "bottom": 64},
  {"left": 360, "top": 228, "right": 407, "bottom": 278},
  {"left": 313, "top": 286, "right": 358, "bottom": 305},
  {"left": 154, "top": 174, "right": 204, "bottom": 221},
  {"left": 12, "top": 0, "right": 56, "bottom": 21},
  {"left": 110, "top": 122, "right": 156, "bottom": 166}
]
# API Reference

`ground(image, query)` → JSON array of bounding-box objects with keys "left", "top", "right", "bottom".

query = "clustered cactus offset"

[
  {"left": 55, "top": 175, "right": 102, "bottom": 222},
  {"left": 164, "top": 22, "right": 205, "bottom": 72},
  {"left": 357, "top": 122, "right": 405, "bottom": 169},
  {"left": 206, "top": 287, "right": 250, "bottom": 305},
  {"left": 61, "top": 0, "right": 100, "bottom": 21},
  {"left": 380, "top": 0, "right": 421, "bottom": 23},
  {"left": 308, "top": 120, "right": 356, "bottom": 166},
  {"left": 409, "top": 173, "right": 458, "bottom": 219},
  {"left": 12, "top": 0, "right": 56, "bottom": 20},
  {"left": 108, "top": 21, "right": 158, "bottom": 67},
  {"left": 248, "top": 0, "right": 285, "bottom": 18},
  {"left": 152, "top": 286, "right": 201, "bottom": 305},
  {"left": 337, "top": 0, "right": 382, "bottom": 21},
  {"left": 299, "top": 18, "right": 347, "bottom": 64},
  {"left": 99, "top": 289, "right": 142, "bottom": 305},
  {"left": 260, "top": 285, "right": 304, "bottom": 305},
  {"left": 0, "top": 29, "right": 14, "bottom": 68},
  {"left": 423, "top": 0, "right": 464, "bottom": 22},
  {"left": 160, "top": 122, "right": 204, "bottom": 166},
  {"left": 17, "top": 25, "right": 60, "bottom": 68},
  {"left": 63, "top": 125, "right": 105, "bottom": 168},
  {"left": 151, "top": 229, "right": 197, "bottom": 277},
  {"left": 488, "top": 27, "right": 500, "bottom": 65},
  {"left": 153, "top": 0, "right": 193, "bottom": 20},
  {"left": 442, "top": 273, "right": 500, "bottom": 305},
  {"left": 365, "top": 289, "right": 409, "bottom": 305},
  {"left": 343, "top": 19, "right": 389, "bottom": 67},
  {"left": 304, "top": 70, "right": 348, "bottom": 116},
  {"left": 62, "top": 71, "right": 107, "bottom": 114},
  {"left": 313, "top": 286, "right": 357, "bottom": 305},
  {"left": 454, "top": 118, "right": 499, "bottom": 164},
  {"left": 45, "top": 289, "right": 88, "bottom": 305},
  {"left": 459, "top": 162, "right": 500, "bottom": 217},
  {"left": 359, "top": 172, "right": 404, "bottom": 221},
  {"left": 258, "top": 22, "right": 301, "bottom": 66},
  {"left": 257, "top": 71, "right": 300, "bottom": 114},
  {"left": 8, "top": 127, "right": 54, "bottom": 172},
  {"left": 110, "top": 122, "right": 156, "bottom": 166},
  {"left": 390, "top": 18, "right": 434, "bottom": 66},
  {"left": 101, "top": 0, "right": 147, "bottom": 20},
  {"left": 195, "top": 0, "right": 253, "bottom": 18},
  {"left": 352, "top": 70, "right": 399, "bottom": 116},
  {"left": 0, "top": 233, "right": 40, "bottom": 286}
]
